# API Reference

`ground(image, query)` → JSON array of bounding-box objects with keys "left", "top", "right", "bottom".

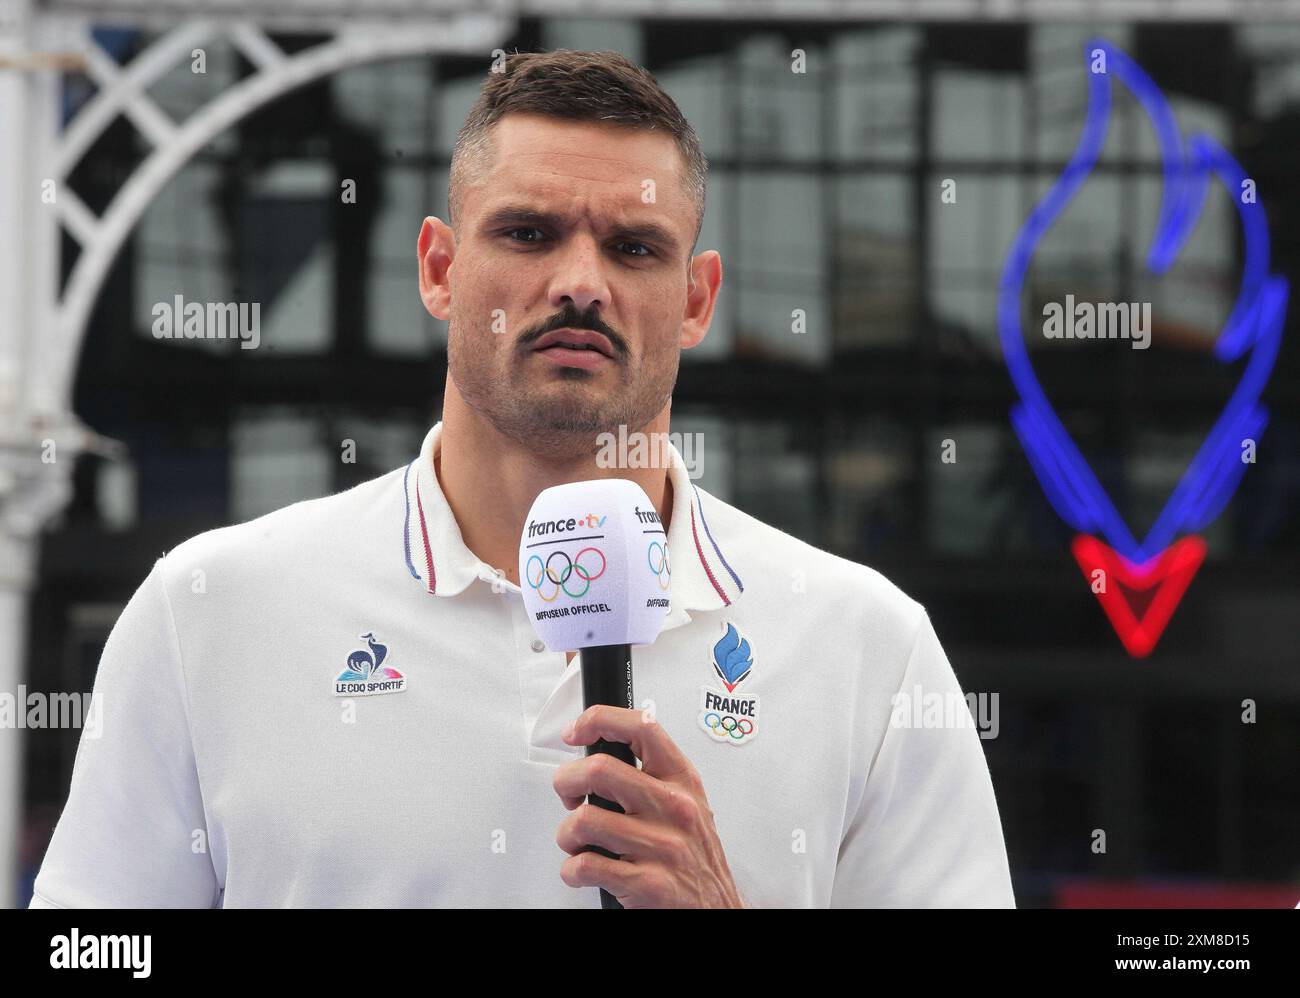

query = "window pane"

[
  {"left": 737, "top": 35, "right": 823, "bottom": 164},
  {"left": 734, "top": 172, "right": 827, "bottom": 363},
  {"left": 932, "top": 66, "right": 1025, "bottom": 162},
  {"left": 333, "top": 57, "right": 434, "bottom": 158},
  {"left": 134, "top": 161, "right": 232, "bottom": 352},
  {"left": 733, "top": 419, "right": 818, "bottom": 541},
  {"left": 835, "top": 173, "right": 915, "bottom": 350},
  {"left": 240, "top": 162, "right": 334, "bottom": 354},
  {"left": 827, "top": 417, "right": 915, "bottom": 555},
  {"left": 231, "top": 408, "right": 331, "bottom": 521},
  {"left": 832, "top": 26, "right": 919, "bottom": 162},
  {"left": 657, "top": 54, "right": 732, "bottom": 161},
  {"left": 929, "top": 172, "right": 1030, "bottom": 357}
]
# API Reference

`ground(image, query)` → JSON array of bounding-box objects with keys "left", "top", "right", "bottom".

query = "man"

[{"left": 30, "top": 49, "right": 1014, "bottom": 908}]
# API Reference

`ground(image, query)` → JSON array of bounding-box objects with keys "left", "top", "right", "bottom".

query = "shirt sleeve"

[
  {"left": 830, "top": 609, "right": 1015, "bottom": 908},
  {"left": 30, "top": 558, "right": 221, "bottom": 908}
]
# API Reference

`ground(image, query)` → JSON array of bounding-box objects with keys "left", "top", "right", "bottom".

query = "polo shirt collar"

[{"left": 399, "top": 422, "right": 745, "bottom": 621}]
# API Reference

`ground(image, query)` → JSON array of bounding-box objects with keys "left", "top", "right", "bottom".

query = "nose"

[{"left": 546, "top": 233, "right": 611, "bottom": 315}]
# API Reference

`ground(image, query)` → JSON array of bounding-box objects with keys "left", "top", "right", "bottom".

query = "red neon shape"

[{"left": 1070, "top": 534, "right": 1207, "bottom": 658}]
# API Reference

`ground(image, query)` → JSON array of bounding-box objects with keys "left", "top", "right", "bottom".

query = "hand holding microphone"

[{"left": 519, "top": 479, "right": 745, "bottom": 909}]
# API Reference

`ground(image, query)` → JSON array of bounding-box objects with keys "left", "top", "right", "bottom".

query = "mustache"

[{"left": 519, "top": 306, "right": 626, "bottom": 357}]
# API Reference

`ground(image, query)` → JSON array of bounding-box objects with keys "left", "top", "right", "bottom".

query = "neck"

[{"left": 435, "top": 381, "right": 675, "bottom": 588}]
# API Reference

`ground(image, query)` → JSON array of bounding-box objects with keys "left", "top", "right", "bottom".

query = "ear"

[
  {"left": 680, "top": 250, "right": 722, "bottom": 351},
  {"left": 418, "top": 216, "right": 455, "bottom": 320}
]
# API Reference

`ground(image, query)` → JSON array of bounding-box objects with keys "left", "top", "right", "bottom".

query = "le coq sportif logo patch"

[{"left": 334, "top": 631, "right": 407, "bottom": 697}]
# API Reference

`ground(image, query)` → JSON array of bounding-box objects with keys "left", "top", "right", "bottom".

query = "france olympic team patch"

[
  {"left": 333, "top": 631, "right": 407, "bottom": 697},
  {"left": 699, "top": 622, "right": 759, "bottom": 745}
]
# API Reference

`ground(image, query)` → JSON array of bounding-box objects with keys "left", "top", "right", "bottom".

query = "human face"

[{"left": 421, "top": 113, "right": 719, "bottom": 460}]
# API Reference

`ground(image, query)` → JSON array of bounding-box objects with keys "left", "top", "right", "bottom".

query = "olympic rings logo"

[
  {"left": 703, "top": 712, "right": 754, "bottom": 741},
  {"left": 647, "top": 541, "right": 671, "bottom": 590},
  {"left": 525, "top": 547, "right": 606, "bottom": 601}
]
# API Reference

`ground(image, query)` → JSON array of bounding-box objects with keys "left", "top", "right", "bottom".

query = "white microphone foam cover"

[{"left": 518, "top": 478, "right": 671, "bottom": 651}]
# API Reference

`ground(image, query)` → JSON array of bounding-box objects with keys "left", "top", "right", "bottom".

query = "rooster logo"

[
  {"left": 997, "top": 39, "right": 1286, "bottom": 657},
  {"left": 337, "top": 632, "right": 404, "bottom": 682}
]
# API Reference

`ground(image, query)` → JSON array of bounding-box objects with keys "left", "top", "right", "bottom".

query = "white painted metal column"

[{"left": 0, "top": 0, "right": 76, "bottom": 910}]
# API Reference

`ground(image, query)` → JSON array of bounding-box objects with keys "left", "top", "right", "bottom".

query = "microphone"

[{"left": 518, "top": 478, "right": 671, "bottom": 909}]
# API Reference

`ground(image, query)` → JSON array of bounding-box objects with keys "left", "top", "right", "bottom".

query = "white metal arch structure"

[
  {"left": 48, "top": 12, "right": 510, "bottom": 412},
  {"left": 0, "top": 5, "right": 510, "bottom": 909}
]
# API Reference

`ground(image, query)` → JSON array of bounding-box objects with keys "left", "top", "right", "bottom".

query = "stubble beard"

[{"left": 448, "top": 325, "right": 678, "bottom": 463}]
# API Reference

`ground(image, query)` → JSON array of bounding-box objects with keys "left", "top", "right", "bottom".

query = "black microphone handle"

[{"left": 578, "top": 643, "right": 634, "bottom": 910}]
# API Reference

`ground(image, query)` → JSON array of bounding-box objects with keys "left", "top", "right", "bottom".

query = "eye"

[
  {"left": 615, "top": 241, "right": 653, "bottom": 258},
  {"left": 506, "top": 227, "right": 548, "bottom": 244}
]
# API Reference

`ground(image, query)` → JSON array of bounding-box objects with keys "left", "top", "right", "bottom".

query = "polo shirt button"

[{"left": 530, "top": 639, "right": 545, "bottom": 653}]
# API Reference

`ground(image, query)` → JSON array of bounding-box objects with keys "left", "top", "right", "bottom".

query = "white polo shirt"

[{"left": 30, "top": 421, "right": 1014, "bottom": 908}]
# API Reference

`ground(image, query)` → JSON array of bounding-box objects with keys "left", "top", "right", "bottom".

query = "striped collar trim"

[
  {"left": 399, "top": 422, "right": 744, "bottom": 612},
  {"left": 400, "top": 423, "right": 485, "bottom": 598},
  {"left": 673, "top": 479, "right": 745, "bottom": 611}
]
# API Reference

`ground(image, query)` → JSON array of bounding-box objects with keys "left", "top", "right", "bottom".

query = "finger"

[
  {"left": 560, "top": 849, "right": 650, "bottom": 905},
  {"left": 563, "top": 705, "right": 694, "bottom": 783},
  {"left": 555, "top": 802, "right": 663, "bottom": 859},
  {"left": 552, "top": 751, "right": 662, "bottom": 815}
]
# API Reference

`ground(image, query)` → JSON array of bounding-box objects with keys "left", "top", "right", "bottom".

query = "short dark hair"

[{"left": 448, "top": 49, "right": 707, "bottom": 252}]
